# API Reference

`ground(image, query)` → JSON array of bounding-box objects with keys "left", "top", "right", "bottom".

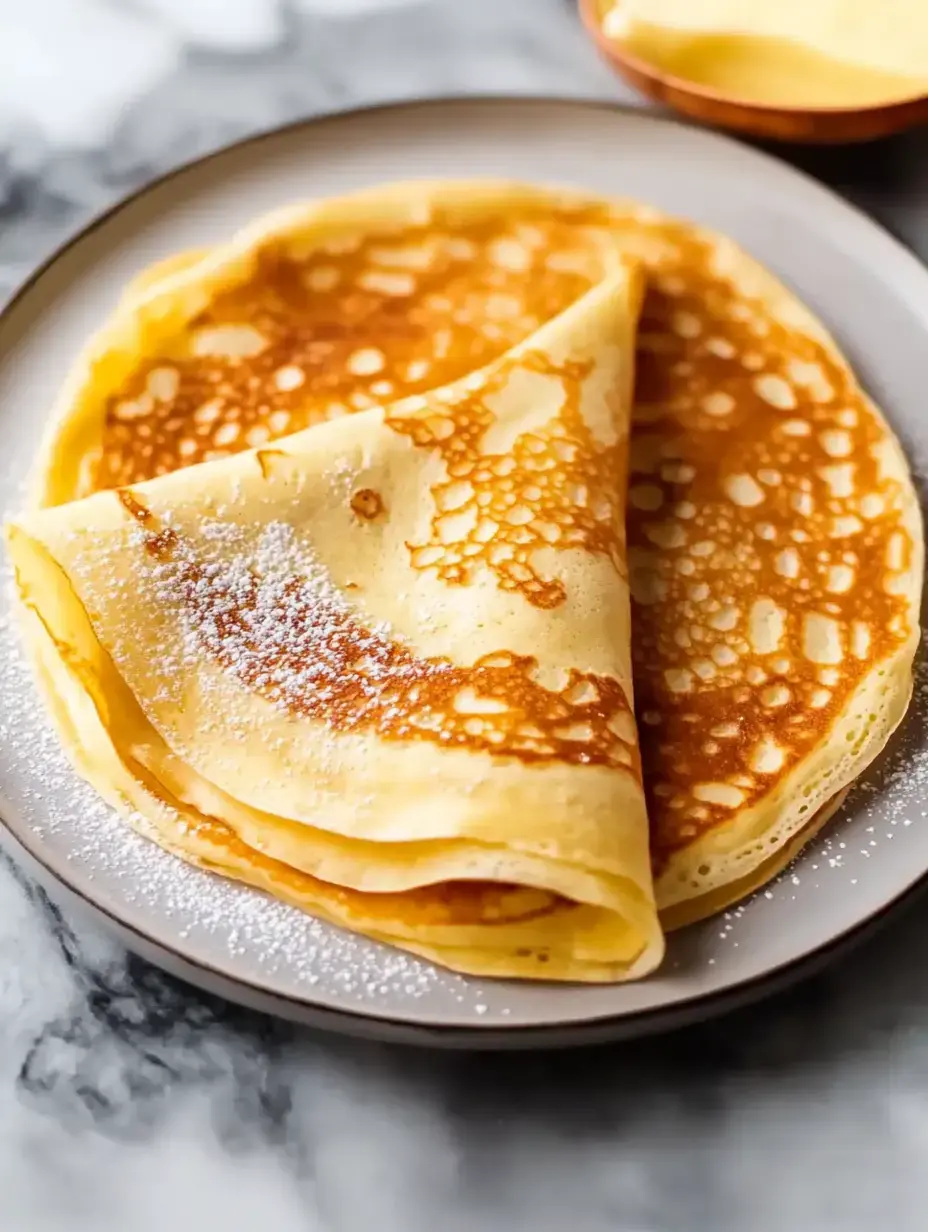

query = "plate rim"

[
  {"left": 4, "top": 813, "right": 924, "bottom": 1049},
  {"left": 3, "top": 92, "right": 928, "bottom": 1044}
]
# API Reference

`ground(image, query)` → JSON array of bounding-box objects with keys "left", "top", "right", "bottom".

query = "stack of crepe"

[{"left": 6, "top": 180, "right": 921, "bottom": 981}]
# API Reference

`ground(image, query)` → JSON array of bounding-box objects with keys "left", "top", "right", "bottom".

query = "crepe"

[
  {"left": 35, "top": 180, "right": 626, "bottom": 507},
  {"left": 607, "top": 208, "right": 923, "bottom": 927},
  {"left": 18, "top": 175, "right": 922, "bottom": 960},
  {"left": 8, "top": 268, "right": 665, "bottom": 983}
]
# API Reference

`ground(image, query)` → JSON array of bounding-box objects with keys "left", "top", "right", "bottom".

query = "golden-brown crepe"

[
  {"left": 9, "top": 269, "right": 665, "bottom": 982},
  {"left": 17, "top": 176, "right": 922, "bottom": 969}
]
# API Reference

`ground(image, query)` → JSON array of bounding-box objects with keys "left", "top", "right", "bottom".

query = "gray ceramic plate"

[{"left": 2, "top": 98, "right": 927, "bottom": 1048}]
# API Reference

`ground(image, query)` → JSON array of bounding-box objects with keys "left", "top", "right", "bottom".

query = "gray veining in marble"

[{"left": 3, "top": 2, "right": 928, "bottom": 1229}]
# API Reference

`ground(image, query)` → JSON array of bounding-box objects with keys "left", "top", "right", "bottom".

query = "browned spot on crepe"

[{"left": 350, "top": 488, "right": 385, "bottom": 521}]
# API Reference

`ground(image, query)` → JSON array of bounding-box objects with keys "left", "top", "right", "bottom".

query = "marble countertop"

[{"left": 3, "top": 2, "right": 928, "bottom": 1229}]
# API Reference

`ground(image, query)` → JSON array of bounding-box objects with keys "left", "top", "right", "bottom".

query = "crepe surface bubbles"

[{"left": 9, "top": 268, "right": 665, "bottom": 983}]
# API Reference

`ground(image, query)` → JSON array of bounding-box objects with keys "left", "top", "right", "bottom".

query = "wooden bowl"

[{"left": 579, "top": 0, "right": 928, "bottom": 143}]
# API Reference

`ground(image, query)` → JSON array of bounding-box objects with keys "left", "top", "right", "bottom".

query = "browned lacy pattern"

[
  {"left": 94, "top": 204, "right": 616, "bottom": 491},
  {"left": 386, "top": 352, "right": 629, "bottom": 609},
  {"left": 116, "top": 491, "right": 640, "bottom": 773},
  {"left": 625, "top": 221, "right": 914, "bottom": 868}
]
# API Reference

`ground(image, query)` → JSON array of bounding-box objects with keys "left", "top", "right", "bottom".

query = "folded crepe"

[
  {"left": 18, "top": 173, "right": 922, "bottom": 960},
  {"left": 35, "top": 179, "right": 625, "bottom": 507},
  {"left": 8, "top": 268, "right": 665, "bottom": 982},
  {"left": 608, "top": 206, "right": 923, "bottom": 927},
  {"left": 78, "top": 179, "right": 920, "bottom": 931}
]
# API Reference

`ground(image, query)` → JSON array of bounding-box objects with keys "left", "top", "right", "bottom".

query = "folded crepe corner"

[{"left": 6, "top": 264, "right": 665, "bottom": 982}]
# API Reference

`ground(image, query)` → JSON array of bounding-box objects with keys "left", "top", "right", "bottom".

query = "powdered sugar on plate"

[
  {"left": 710, "top": 634, "right": 928, "bottom": 948},
  {"left": 0, "top": 565, "right": 498, "bottom": 1020}
]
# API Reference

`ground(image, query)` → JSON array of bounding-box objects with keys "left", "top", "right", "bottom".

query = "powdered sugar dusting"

[
  {"left": 0, "top": 562, "right": 499, "bottom": 1019},
  {"left": 115, "top": 500, "right": 639, "bottom": 767},
  {"left": 143, "top": 517, "right": 439, "bottom": 721}
]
